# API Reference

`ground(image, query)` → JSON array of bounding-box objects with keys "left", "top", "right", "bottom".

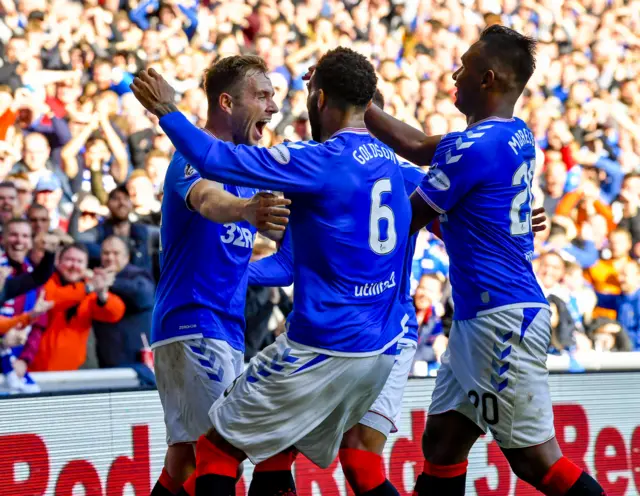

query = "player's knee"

[
  {"left": 502, "top": 439, "right": 563, "bottom": 487},
  {"left": 341, "top": 423, "right": 387, "bottom": 455},
  {"left": 422, "top": 412, "right": 481, "bottom": 465}
]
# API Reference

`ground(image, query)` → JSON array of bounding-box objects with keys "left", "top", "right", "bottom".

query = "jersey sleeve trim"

[
  {"left": 416, "top": 187, "right": 446, "bottom": 214},
  {"left": 183, "top": 177, "right": 203, "bottom": 212}
]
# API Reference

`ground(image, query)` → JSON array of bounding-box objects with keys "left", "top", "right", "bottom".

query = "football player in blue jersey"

[
  {"left": 247, "top": 87, "right": 549, "bottom": 496},
  {"left": 132, "top": 47, "right": 412, "bottom": 496},
  {"left": 148, "top": 55, "right": 293, "bottom": 496},
  {"left": 365, "top": 25, "right": 606, "bottom": 496}
]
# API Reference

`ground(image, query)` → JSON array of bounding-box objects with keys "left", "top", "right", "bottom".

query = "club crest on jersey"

[
  {"left": 185, "top": 164, "right": 196, "bottom": 177},
  {"left": 267, "top": 144, "right": 291, "bottom": 165},
  {"left": 427, "top": 168, "right": 450, "bottom": 191}
]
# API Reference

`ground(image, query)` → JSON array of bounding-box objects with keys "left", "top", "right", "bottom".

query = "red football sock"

[
  {"left": 422, "top": 459, "right": 468, "bottom": 478},
  {"left": 339, "top": 448, "right": 386, "bottom": 494},
  {"left": 254, "top": 451, "right": 297, "bottom": 473},
  {"left": 151, "top": 467, "right": 183, "bottom": 495},
  {"left": 195, "top": 435, "right": 241, "bottom": 479},
  {"left": 539, "top": 457, "right": 583, "bottom": 496}
]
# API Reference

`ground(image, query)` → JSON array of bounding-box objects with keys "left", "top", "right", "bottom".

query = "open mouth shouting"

[{"left": 254, "top": 118, "right": 271, "bottom": 141}]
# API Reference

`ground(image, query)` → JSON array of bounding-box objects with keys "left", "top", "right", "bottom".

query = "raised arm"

[
  {"left": 159, "top": 112, "right": 327, "bottom": 193},
  {"left": 364, "top": 105, "right": 443, "bottom": 166},
  {"left": 131, "top": 69, "right": 330, "bottom": 193}
]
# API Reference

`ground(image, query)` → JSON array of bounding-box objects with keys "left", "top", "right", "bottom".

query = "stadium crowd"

[{"left": 0, "top": 0, "right": 639, "bottom": 391}]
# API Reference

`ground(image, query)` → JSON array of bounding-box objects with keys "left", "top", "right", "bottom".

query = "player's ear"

[
  {"left": 219, "top": 92, "right": 233, "bottom": 115},
  {"left": 481, "top": 70, "right": 495, "bottom": 89},
  {"left": 317, "top": 89, "right": 325, "bottom": 110}
]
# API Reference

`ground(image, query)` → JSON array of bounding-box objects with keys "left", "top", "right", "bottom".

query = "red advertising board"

[{"left": 1, "top": 373, "right": 638, "bottom": 496}]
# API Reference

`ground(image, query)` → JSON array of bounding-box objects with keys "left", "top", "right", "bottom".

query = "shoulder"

[{"left": 265, "top": 138, "right": 346, "bottom": 165}]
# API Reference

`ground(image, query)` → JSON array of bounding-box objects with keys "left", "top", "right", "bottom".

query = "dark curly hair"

[
  {"left": 478, "top": 25, "right": 537, "bottom": 91},
  {"left": 313, "top": 47, "right": 377, "bottom": 110}
]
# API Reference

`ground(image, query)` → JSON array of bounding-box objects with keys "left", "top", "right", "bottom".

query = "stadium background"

[{"left": 0, "top": 0, "right": 640, "bottom": 492}]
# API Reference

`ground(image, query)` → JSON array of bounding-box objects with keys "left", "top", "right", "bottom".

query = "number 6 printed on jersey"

[{"left": 369, "top": 178, "right": 397, "bottom": 255}]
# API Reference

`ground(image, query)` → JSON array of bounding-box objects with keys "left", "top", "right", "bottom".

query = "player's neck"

[
  {"left": 204, "top": 120, "right": 233, "bottom": 143},
  {"left": 321, "top": 111, "right": 366, "bottom": 142},
  {"left": 466, "top": 102, "right": 515, "bottom": 127}
]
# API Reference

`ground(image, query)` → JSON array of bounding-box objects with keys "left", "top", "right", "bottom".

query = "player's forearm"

[
  {"left": 248, "top": 254, "right": 294, "bottom": 287},
  {"left": 409, "top": 190, "right": 440, "bottom": 235},
  {"left": 261, "top": 230, "right": 285, "bottom": 242},
  {"left": 198, "top": 187, "right": 248, "bottom": 224},
  {"left": 364, "top": 105, "right": 442, "bottom": 166}
]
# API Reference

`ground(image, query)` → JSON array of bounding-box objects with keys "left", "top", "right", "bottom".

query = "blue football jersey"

[
  {"left": 416, "top": 117, "right": 548, "bottom": 319},
  {"left": 248, "top": 161, "right": 425, "bottom": 343},
  {"left": 151, "top": 151, "right": 258, "bottom": 350},
  {"left": 160, "top": 113, "right": 412, "bottom": 356}
]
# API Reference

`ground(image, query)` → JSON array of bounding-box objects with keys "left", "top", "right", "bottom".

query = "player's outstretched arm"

[
  {"left": 248, "top": 231, "right": 294, "bottom": 287},
  {"left": 188, "top": 181, "right": 291, "bottom": 230},
  {"left": 365, "top": 105, "right": 443, "bottom": 166},
  {"left": 131, "top": 69, "right": 328, "bottom": 193}
]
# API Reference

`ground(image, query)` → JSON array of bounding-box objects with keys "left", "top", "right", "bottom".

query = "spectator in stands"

[
  {"left": 77, "top": 186, "right": 155, "bottom": 274},
  {"left": 7, "top": 172, "right": 34, "bottom": 217},
  {"left": 413, "top": 273, "right": 448, "bottom": 376},
  {"left": 596, "top": 260, "right": 640, "bottom": 351},
  {"left": 586, "top": 228, "right": 634, "bottom": 320},
  {"left": 587, "top": 318, "right": 633, "bottom": 353},
  {"left": 27, "top": 203, "right": 51, "bottom": 239},
  {"left": 32, "top": 175, "right": 70, "bottom": 232},
  {"left": 93, "top": 235, "right": 154, "bottom": 368},
  {"left": 0, "top": 218, "right": 48, "bottom": 391},
  {"left": 542, "top": 157, "right": 568, "bottom": 215},
  {"left": 544, "top": 217, "right": 599, "bottom": 269},
  {"left": 144, "top": 150, "right": 171, "bottom": 194},
  {"left": 616, "top": 173, "right": 640, "bottom": 255},
  {"left": 563, "top": 261, "right": 596, "bottom": 333},
  {"left": 0, "top": 182, "right": 17, "bottom": 241},
  {"left": 60, "top": 103, "right": 128, "bottom": 197},
  {"left": 126, "top": 170, "right": 161, "bottom": 225},
  {"left": 30, "top": 243, "right": 125, "bottom": 372},
  {"left": 11, "top": 132, "right": 72, "bottom": 204}
]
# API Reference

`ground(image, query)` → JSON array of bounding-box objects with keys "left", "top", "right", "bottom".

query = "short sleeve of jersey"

[{"left": 416, "top": 141, "right": 491, "bottom": 213}]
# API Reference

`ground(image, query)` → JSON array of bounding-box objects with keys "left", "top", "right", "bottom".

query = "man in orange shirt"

[
  {"left": 585, "top": 228, "right": 634, "bottom": 320},
  {"left": 29, "top": 243, "right": 126, "bottom": 372}
]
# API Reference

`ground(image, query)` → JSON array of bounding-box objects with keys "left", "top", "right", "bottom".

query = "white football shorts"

[
  {"left": 360, "top": 338, "right": 417, "bottom": 436},
  {"left": 209, "top": 333, "right": 396, "bottom": 468},
  {"left": 429, "top": 306, "right": 555, "bottom": 449},
  {"left": 154, "top": 337, "right": 244, "bottom": 445}
]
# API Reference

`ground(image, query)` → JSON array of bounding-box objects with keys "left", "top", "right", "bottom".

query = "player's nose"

[{"left": 267, "top": 97, "right": 279, "bottom": 115}]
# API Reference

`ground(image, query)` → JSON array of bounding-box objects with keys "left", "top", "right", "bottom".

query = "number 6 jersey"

[
  {"left": 415, "top": 117, "right": 548, "bottom": 320},
  {"left": 159, "top": 112, "right": 412, "bottom": 356},
  {"left": 151, "top": 150, "right": 258, "bottom": 350}
]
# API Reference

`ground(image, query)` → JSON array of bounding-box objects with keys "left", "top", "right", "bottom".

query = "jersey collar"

[
  {"left": 203, "top": 128, "right": 218, "bottom": 139},
  {"left": 467, "top": 116, "right": 515, "bottom": 129},
  {"left": 330, "top": 127, "right": 371, "bottom": 139}
]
